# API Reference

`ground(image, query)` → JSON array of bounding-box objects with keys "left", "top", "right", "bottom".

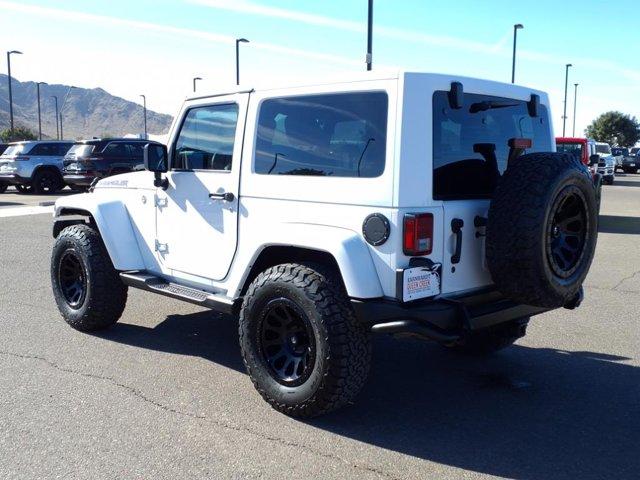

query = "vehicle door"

[
  {"left": 154, "top": 94, "right": 248, "bottom": 282},
  {"left": 432, "top": 90, "right": 553, "bottom": 294}
]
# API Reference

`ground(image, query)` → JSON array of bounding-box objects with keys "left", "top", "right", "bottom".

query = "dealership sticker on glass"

[{"left": 402, "top": 266, "right": 441, "bottom": 302}]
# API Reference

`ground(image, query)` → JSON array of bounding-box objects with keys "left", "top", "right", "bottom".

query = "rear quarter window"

[
  {"left": 432, "top": 91, "right": 551, "bottom": 200},
  {"left": 254, "top": 91, "right": 388, "bottom": 178}
]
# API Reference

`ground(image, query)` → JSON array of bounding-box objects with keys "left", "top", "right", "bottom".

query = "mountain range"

[{"left": 0, "top": 74, "right": 173, "bottom": 140}]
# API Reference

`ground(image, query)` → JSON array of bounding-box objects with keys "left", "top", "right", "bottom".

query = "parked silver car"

[{"left": 0, "top": 141, "right": 73, "bottom": 193}]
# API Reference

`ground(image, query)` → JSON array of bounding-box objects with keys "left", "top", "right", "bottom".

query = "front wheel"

[
  {"left": 51, "top": 224, "right": 128, "bottom": 331},
  {"left": 0, "top": 181, "right": 7, "bottom": 193},
  {"left": 239, "top": 263, "right": 371, "bottom": 418}
]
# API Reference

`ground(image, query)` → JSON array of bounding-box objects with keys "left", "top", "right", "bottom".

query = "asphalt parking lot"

[{"left": 0, "top": 177, "right": 638, "bottom": 480}]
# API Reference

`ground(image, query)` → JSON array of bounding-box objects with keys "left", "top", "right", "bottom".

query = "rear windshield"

[
  {"left": 596, "top": 144, "right": 611, "bottom": 154},
  {"left": 433, "top": 91, "right": 551, "bottom": 200},
  {"left": 66, "top": 144, "right": 95, "bottom": 157},
  {"left": 611, "top": 147, "right": 628, "bottom": 156},
  {"left": 1, "top": 144, "right": 25, "bottom": 156},
  {"left": 556, "top": 142, "right": 584, "bottom": 163}
]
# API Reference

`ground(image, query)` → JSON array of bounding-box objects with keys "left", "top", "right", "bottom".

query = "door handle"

[
  {"left": 208, "top": 191, "right": 235, "bottom": 202},
  {"left": 451, "top": 218, "right": 464, "bottom": 264}
]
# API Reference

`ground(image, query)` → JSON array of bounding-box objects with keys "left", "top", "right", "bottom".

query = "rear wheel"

[
  {"left": 0, "top": 181, "right": 7, "bottom": 193},
  {"left": 33, "top": 169, "right": 62, "bottom": 194},
  {"left": 239, "top": 263, "right": 371, "bottom": 417},
  {"left": 604, "top": 175, "right": 614, "bottom": 185},
  {"left": 51, "top": 224, "right": 128, "bottom": 331}
]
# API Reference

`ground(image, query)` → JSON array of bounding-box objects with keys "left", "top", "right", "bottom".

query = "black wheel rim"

[
  {"left": 546, "top": 186, "right": 589, "bottom": 278},
  {"left": 38, "top": 173, "right": 55, "bottom": 192},
  {"left": 58, "top": 250, "right": 87, "bottom": 308},
  {"left": 258, "top": 298, "right": 316, "bottom": 387},
  {"left": 16, "top": 184, "right": 32, "bottom": 193}
]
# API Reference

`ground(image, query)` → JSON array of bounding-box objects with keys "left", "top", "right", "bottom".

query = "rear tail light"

[{"left": 403, "top": 213, "right": 433, "bottom": 256}]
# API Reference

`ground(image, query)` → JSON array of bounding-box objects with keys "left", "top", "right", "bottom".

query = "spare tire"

[{"left": 486, "top": 152, "right": 598, "bottom": 308}]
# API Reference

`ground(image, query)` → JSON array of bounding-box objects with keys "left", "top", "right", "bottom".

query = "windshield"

[
  {"left": 66, "top": 144, "right": 95, "bottom": 157},
  {"left": 596, "top": 144, "right": 611, "bottom": 154},
  {"left": 1, "top": 144, "right": 27, "bottom": 157},
  {"left": 556, "top": 142, "right": 584, "bottom": 163}
]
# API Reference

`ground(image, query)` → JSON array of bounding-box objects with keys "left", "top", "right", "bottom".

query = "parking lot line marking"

[{"left": 0, "top": 205, "right": 54, "bottom": 218}]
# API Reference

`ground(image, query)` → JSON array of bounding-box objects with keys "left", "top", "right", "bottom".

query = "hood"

[{"left": 93, "top": 171, "right": 156, "bottom": 191}]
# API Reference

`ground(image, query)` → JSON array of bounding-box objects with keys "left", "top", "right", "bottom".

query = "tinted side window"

[
  {"left": 29, "top": 143, "right": 60, "bottom": 156},
  {"left": 173, "top": 104, "right": 238, "bottom": 171},
  {"left": 255, "top": 92, "right": 388, "bottom": 177},
  {"left": 127, "top": 143, "right": 145, "bottom": 161},
  {"left": 432, "top": 91, "right": 552, "bottom": 200},
  {"left": 103, "top": 143, "right": 128, "bottom": 159}
]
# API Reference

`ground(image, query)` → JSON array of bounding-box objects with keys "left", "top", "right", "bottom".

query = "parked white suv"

[
  {"left": 50, "top": 72, "right": 598, "bottom": 417},
  {"left": 0, "top": 141, "right": 73, "bottom": 193}
]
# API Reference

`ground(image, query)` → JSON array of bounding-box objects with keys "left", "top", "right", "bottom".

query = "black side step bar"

[{"left": 120, "top": 272, "right": 235, "bottom": 315}]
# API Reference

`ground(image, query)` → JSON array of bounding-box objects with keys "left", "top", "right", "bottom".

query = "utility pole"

[
  {"left": 36, "top": 82, "right": 47, "bottom": 140},
  {"left": 572, "top": 83, "right": 579, "bottom": 137},
  {"left": 7, "top": 50, "right": 23, "bottom": 133},
  {"left": 51, "top": 96, "right": 59, "bottom": 140},
  {"left": 140, "top": 94, "right": 147, "bottom": 138},
  {"left": 59, "top": 86, "right": 75, "bottom": 140},
  {"left": 235, "top": 38, "right": 249, "bottom": 85},
  {"left": 366, "top": 0, "right": 373, "bottom": 71},
  {"left": 511, "top": 24, "right": 523, "bottom": 83},
  {"left": 562, "top": 63, "right": 572, "bottom": 137}
]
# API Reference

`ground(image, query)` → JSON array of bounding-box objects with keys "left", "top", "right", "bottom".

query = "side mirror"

[
  {"left": 589, "top": 154, "right": 600, "bottom": 166},
  {"left": 143, "top": 143, "right": 168, "bottom": 173},
  {"left": 143, "top": 143, "right": 169, "bottom": 189}
]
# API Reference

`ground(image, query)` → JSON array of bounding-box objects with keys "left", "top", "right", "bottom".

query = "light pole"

[
  {"left": 59, "top": 86, "right": 75, "bottom": 140},
  {"left": 193, "top": 76, "right": 202, "bottom": 93},
  {"left": 366, "top": 0, "right": 373, "bottom": 71},
  {"left": 572, "top": 83, "right": 579, "bottom": 137},
  {"left": 140, "top": 94, "right": 147, "bottom": 138},
  {"left": 7, "top": 50, "right": 23, "bottom": 133},
  {"left": 562, "top": 63, "right": 572, "bottom": 136},
  {"left": 511, "top": 24, "right": 523, "bottom": 83},
  {"left": 235, "top": 38, "right": 249, "bottom": 86},
  {"left": 36, "top": 81, "right": 47, "bottom": 140},
  {"left": 51, "top": 96, "right": 59, "bottom": 140}
]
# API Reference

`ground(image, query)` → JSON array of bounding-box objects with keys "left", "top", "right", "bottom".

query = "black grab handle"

[{"left": 451, "top": 218, "right": 464, "bottom": 264}]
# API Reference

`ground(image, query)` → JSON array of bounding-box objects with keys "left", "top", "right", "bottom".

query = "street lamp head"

[
  {"left": 237, "top": 38, "right": 249, "bottom": 44},
  {"left": 37, "top": 81, "right": 48, "bottom": 86},
  {"left": 8, "top": 50, "right": 23, "bottom": 55},
  {"left": 566, "top": 63, "right": 573, "bottom": 68},
  {"left": 194, "top": 76, "right": 202, "bottom": 81},
  {"left": 514, "top": 24, "right": 524, "bottom": 30}
]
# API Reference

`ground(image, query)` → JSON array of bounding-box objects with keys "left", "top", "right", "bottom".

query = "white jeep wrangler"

[{"left": 51, "top": 72, "right": 598, "bottom": 417}]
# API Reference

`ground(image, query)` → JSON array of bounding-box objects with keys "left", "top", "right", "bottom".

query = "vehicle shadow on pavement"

[
  {"left": 611, "top": 179, "right": 640, "bottom": 188},
  {"left": 98, "top": 312, "right": 638, "bottom": 479},
  {"left": 598, "top": 215, "right": 640, "bottom": 235},
  {"left": 93, "top": 311, "right": 245, "bottom": 372},
  {"left": 311, "top": 335, "right": 639, "bottom": 480}
]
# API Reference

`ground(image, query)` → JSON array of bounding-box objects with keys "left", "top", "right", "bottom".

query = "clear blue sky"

[{"left": 0, "top": 0, "right": 637, "bottom": 136}]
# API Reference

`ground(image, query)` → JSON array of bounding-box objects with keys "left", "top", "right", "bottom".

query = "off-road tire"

[
  {"left": 603, "top": 175, "right": 614, "bottom": 186},
  {"left": 51, "top": 224, "right": 128, "bottom": 331},
  {"left": 486, "top": 153, "right": 598, "bottom": 308},
  {"left": 33, "top": 169, "right": 62, "bottom": 194},
  {"left": 446, "top": 318, "right": 529, "bottom": 355},
  {"left": 0, "top": 181, "right": 7, "bottom": 193},
  {"left": 239, "top": 263, "right": 371, "bottom": 418}
]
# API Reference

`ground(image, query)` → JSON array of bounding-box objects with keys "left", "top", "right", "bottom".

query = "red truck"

[{"left": 556, "top": 137, "right": 602, "bottom": 209}]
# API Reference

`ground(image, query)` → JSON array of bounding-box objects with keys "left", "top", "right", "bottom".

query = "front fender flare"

[{"left": 54, "top": 193, "right": 144, "bottom": 271}]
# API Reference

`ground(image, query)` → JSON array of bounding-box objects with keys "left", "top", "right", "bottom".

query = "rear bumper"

[
  {"left": 63, "top": 174, "right": 96, "bottom": 186},
  {"left": 352, "top": 288, "right": 555, "bottom": 341}
]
